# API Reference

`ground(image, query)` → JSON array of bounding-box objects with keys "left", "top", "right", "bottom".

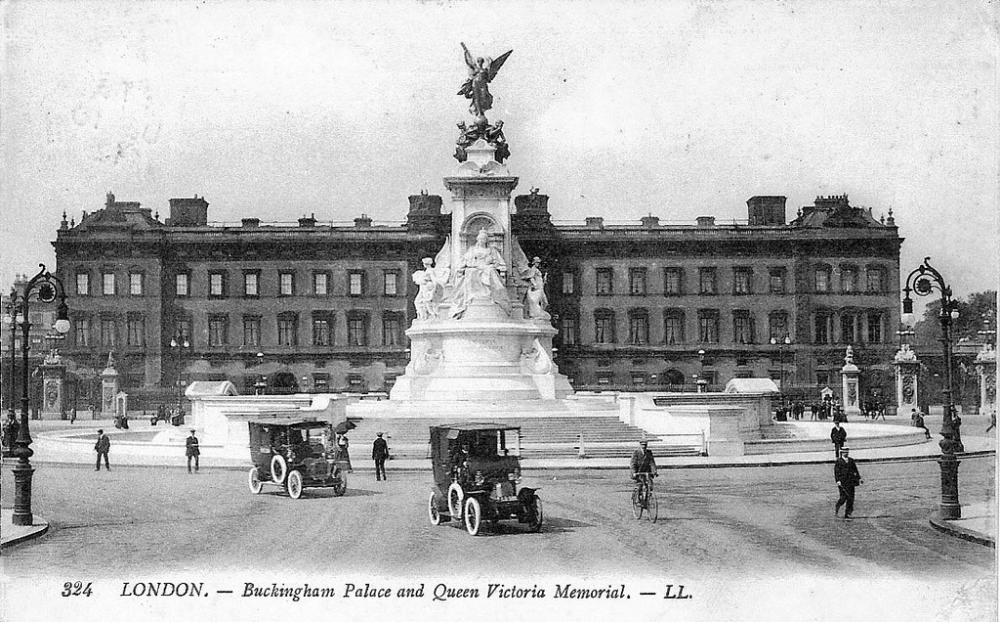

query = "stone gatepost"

[
  {"left": 40, "top": 350, "right": 67, "bottom": 420},
  {"left": 101, "top": 352, "right": 119, "bottom": 415},
  {"left": 840, "top": 346, "right": 861, "bottom": 418},
  {"left": 974, "top": 344, "right": 996, "bottom": 417},
  {"left": 893, "top": 344, "right": 921, "bottom": 417}
]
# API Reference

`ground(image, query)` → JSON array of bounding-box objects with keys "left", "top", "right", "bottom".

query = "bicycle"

[{"left": 631, "top": 472, "right": 658, "bottom": 522}]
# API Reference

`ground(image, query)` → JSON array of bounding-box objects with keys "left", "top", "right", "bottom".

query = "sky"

[{"left": 1, "top": 0, "right": 998, "bottom": 313}]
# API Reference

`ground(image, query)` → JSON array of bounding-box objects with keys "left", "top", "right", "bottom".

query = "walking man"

[
  {"left": 911, "top": 409, "right": 932, "bottom": 439},
  {"left": 830, "top": 420, "right": 847, "bottom": 458},
  {"left": 94, "top": 429, "right": 110, "bottom": 471},
  {"left": 834, "top": 447, "right": 863, "bottom": 518},
  {"left": 372, "top": 432, "right": 389, "bottom": 481},
  {"left": 185, "top": 429, "right": 200, "bottom": 473}
]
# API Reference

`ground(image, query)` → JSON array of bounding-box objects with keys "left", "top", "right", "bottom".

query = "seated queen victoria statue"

[{"left": 448, "top": 229, "right": 511, "bottom": 319}]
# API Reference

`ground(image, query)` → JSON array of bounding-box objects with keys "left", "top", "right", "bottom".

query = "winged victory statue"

[{"left": 457, "top": 43, "right": 513, "bottom": 123}]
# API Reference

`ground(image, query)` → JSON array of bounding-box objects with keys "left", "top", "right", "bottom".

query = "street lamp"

[
  {"left": 3, "top": 298, "right": 24, "bottom": 417},
  {"left": 170, "top": 330, "right": 190, "bottom": 419},
  {"left": 902, "top": 256, "right": 962, "bottom": 520},
  {"left": 254, "top": 351, "right": 266, "bottom": 395},
  {"left": 770, "top": 335, "right": 792, "bottom": 404},
  {"left": 696, "top": 349, "right": 707, "bottom": 393},
  {"left": 8, "top": 264, "right": 70, "bottom": 526}
]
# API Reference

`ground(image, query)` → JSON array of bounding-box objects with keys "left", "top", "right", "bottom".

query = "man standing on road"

[
  {"left": 94, "top": 429, "right": 110, "bottom": 471},
  {"left": 186, "top": 429, "right": 200, "bottom": 473},
  {"left": 372, "top": 432, "right": 389, "bottom": 481},
  {"left": 830, "top": 420, "right": 847, "bottom": 458},
  {"left": 911, "top": 409, "right": 932, "bottom": 439},
  {"left": 834, "top": 447, "right": 863, "bottom": 518}
]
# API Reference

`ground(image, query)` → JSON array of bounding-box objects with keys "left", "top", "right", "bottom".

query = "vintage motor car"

[
  {"left": 427, "top": 423, "right": 542, "bottom": 535},
  {"left": 247, "top": 419, "right": 348, "bottom": 499}
]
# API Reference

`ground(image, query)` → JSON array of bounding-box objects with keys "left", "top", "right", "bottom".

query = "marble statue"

[
  {"left": 457, "top": 43, "right": 512, "bottom": 121},
  {"left": 412, "top": 257, "right": 444, "bottom": 321},
  {"left": 449, "top": 229, "right": 510, "bottom": 318},
  {"left": 521, "top": 257, "right": 550, "bottom": 320}
]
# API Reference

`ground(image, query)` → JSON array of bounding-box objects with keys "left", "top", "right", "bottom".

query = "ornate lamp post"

[
  {"left": 9, "top": 264, "right": 70, "bottom": 526},
  {"left": 696, "top": 349, "right": 707, "bottom": 393},
  {"left": 901, "top": 256, "right": 962, "bottom": 519},
  {"left": 254, "top": 351, "right": 266, "bottom": 395},
  {"left": 770, "top": 335, "right": 792, "bottom": 405},
  {"left": 3, "top": 297, "right": 23, "bottom": 417},
  {"left": 170, "top": 330, "right": 190, "bottom": 417}
]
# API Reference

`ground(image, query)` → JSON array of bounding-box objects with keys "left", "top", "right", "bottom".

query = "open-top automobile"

[{"left": 247, "top": 419, "right": 347, "bottom": 499}]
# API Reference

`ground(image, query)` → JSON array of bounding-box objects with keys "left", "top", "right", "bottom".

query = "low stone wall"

[{"left": 746, "top": 422, "right": 927, "bottom": 455}]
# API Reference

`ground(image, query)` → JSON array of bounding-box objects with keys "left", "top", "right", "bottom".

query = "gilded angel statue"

[{"left": 457, "top": 42, "right": 513, "bottom": 120}]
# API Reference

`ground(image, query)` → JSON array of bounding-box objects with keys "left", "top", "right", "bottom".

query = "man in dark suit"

[
  {"left": 834, "top": 447, "right": 863, "bottom": 518},
  {"left": 830, "top": 421, "right": 847, "bottom": 458},
  {"left": 185, "top": 429, "right": 200, "bottom": 473},
  {"left": 94, "top": 429, "right": 110, "bottom": 471},
  {"left": 372, "top": 432, "right": 389, "bottom": 481}
]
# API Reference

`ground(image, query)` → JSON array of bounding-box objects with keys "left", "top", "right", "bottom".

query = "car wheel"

[
  {"left": 270, "top": 454, "right": 288, "bottom": 485},
  {"left": 247, "top": 467, "right": 263, "bottom": 494},
  {"left": 529, "top": 497, "right": 543, "bottom": 533},
  {"left": 464, "top": 497, "right": 482, "bottom": 536},
  {"left": 447, "top": 482, "right": 464, "bottom": 519},
  {"left": 286, "top": 470, "right": 303, "bottom": 499},
  {"left": 428, "top": 491, "right": 442, "bottom": 525},
  {"left": 332, "top": 470, "right": 347, "bottom": 497}
]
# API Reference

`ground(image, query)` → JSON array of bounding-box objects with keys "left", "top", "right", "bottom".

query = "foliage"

[{"left": 912, "top": 290, "right": 997, "bottom": 345}]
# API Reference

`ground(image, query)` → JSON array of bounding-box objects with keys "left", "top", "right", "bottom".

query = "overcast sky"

[{"left": 2, "top": 0, "right": 997, "bottom": 312}]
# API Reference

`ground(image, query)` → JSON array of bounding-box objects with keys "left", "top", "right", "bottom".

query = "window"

[
  {"left": 175, "top": 319, "right": 192, "bottom": 347},
  {"left": 100, "top": 317, "right": 116, "bottom": 347},
  {"left": 814, "top": 313, "right": 832, "bottom": 344},
  {"left": 631, "top": 373, "right": 647, "bottom": 386},
  {"left": 594, "top": 309, "right": 615, "bottom": 344},
  {"left": 768, "top": 312, "right": 789, "bottom": 341},
  {"left": 209, "top": 272, "right": 226, "bottom": 297},
  {"left": 312, "top": 316, "right": 332, "bottom": 346},
  {"left": 840, "top": 314, "right": 856, "bottom": 343},
  {"left": 208, "top": 315, "right": 229, "bottom": 347},
  {"left": 596, "top": 268, "right": 613, "bottom": 295},
  {"left": 129, "top": 272, "right": 143, "bottom": 296},
  {"left": 596, "top": 372, "right": 613, "bottom": 386},
  {"left": 347, "top": 313, "right": 368, "bottom": 346},
  {"left": 629, "top": 268, "right": 647, "bottom": 295},
  {"left": 867, "top": 313, "right": 883, "bottom": 343},
  {"left": 347, "top": 375, "right": 365, "bottom": 391},
  {"left": 313, "top": 374, "right": 330, "bottom": 392},
  {"left": 102, "top": 272, "right": 115, "bottom": 296},
  {"left": 733, "top": 311, "right": 755, "bottom": 344},
  {"left": 313, "top": 272, "right": 328, "bottom": 296},
  {"left": 76, "top": 273, "right": 90, "bottom": 296},
  {"left": 383, "top": 271, "right": 399, "bottom": 296},
  {"left": 840, "top": 267, "right": 857, "bottom": 293},
  {"left": 349, "top": 271, "right": 364, "bottom": 296},
  {"left": 698, "top": 268, "right": 717, "bottom": 295},
  {"left": 175, "top": 274, "right": 189, "bottom": 297},
  {"left": 244, "top": 272, "right": 260, "bottom": 297},
  {"left": 560, "top": 317, "right": 577, "bottom": 345},
  {"left": 382, "top": 313, "right": 403, "bottom": 346},
  {"left": 74, "top": 318, "right": 91, "bottom": 346},
  {"left": 277, "top": 314, "right": 298, "bottom": 346},
  {"left": 628, "top": 310, "right": 649, "bottom": 345},
  {"left": 698, "top": 310, "right": 719, "bottom": 343},
  {"left": 733, "top": 268, "right": 753, "bottom": 295},
  {"left": 243, "top": 316, "right": 261, "bottom": 347},
  {"left": 279, "top": 272, "right": 295, "bottom": 296},
  {"left": 769, "top": 269, "right": 786, "bottom": 294},
  {"left": 816, "top": 371, "right": 831, "bottom": 387},
  {"left": 561, "top": 272, "right": 575, "bottom": 295},
  {"left": 663, "top": 268, "right": 682, "bottom": 296},
  {"left": 126, "top": 315, "right": 145, "bottom": 347},
  {"left": 815, "top": 267, "right": 831, "bottom": 293},
  {"left": 664, "top": 311, "right": 684, "bottom": 345},
  {"left": 866, "top": 268, "right": 884, "bottom": 293}
]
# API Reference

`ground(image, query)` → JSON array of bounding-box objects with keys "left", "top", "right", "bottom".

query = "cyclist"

[{"left": 630, "top": 439, "right": 657, "bottom": 490}]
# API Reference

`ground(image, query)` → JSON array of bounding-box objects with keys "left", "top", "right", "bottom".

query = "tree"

[{"left": 912, "top": 290, "right": 997, "bottom": 345}]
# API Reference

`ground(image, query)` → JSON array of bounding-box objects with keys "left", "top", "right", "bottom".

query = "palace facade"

[{"left": 52, "top": 190, "right": 902, "bottom": 407}]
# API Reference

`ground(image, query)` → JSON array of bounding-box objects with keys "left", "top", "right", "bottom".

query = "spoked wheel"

[
  {"left": 528, "top": 498, "right": 543, "bottom": 532},
  {"left": 270, "top": 454, "right": 288, "bottom": 485},
  {"left": 447, "top": 482, "right": 464, "bottom": 520},
  {"left": 286, "top": 470, "right": 303, "bottom": 499},
  {"left": 428, "top": 491, "right": 442, "bottom": 525},
  {"left": 332, "top": 470, "right": 347, "bottom": 497},
  {"left": 464, "top": 497, "right": 482, "bottom": 536},
  {"left": 631, "top": 488, "right": 643, "bottom": 519},
  {"left": 645, "top": 490, "right": 658, "bottom": 523},
  {"left": 247, "top": 467, "right": 263, "bottom": 494}
]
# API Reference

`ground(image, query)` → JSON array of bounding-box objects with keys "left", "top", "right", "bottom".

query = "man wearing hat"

[
  {"left": 94, "top": 429, "right": 110, "bottom": 471},
  {"left": 830, "top": 420, "right": 847, "bottom": 458},
  {"left": 834, "top": 446, "right": 863, "bottom": 518},
  {"left": 372, "top": 432, "right": 389, "bottom": 481},
  {"left": 186, "top": 429, "right": 200, "bottom": 473},
  {"left": 629, "top": 439, "right": 657, "bottom": 482}
]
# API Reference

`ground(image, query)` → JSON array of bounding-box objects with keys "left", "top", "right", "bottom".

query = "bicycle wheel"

[
  {"left": 645, "top": 490, "right": 658, "bottom": 523},
  {"left": 631, "top": 488, "right": 643, "bottom": 519}
]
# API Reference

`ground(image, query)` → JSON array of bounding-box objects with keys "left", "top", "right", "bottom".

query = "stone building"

[{"left": 52, "top": 190, "right": 901, "bottom": 406}]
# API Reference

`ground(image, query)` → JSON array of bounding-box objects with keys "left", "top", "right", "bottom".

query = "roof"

[
  {"left": 249, "top": 418, "right": 328, "bottom": 429},
  {"left": 429, "top": 422, "right": 522, "bottom": 432}
]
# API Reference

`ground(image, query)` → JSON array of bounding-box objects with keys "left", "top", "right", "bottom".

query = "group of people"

[{"left": 775, "top": 399, "right": 846, "bottom": 422}]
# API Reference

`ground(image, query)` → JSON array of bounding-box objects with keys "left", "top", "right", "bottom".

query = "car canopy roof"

[
  {"left": 248, "top": 419, "right": 330, "bottom": 429},
  {"left": 430, "top": 422, "right": 521, "bottom": 436}
]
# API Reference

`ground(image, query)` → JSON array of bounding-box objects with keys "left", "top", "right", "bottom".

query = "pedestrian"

[
  {"left": 2, "top": 412, "right": 17, "bottom": 451},
  {"left": 372, "top": 432, "right": 389, "bottom": 481},
  {"left": 834, "top": 446, "right": 863, "bottom": 518},
  {"left": 830, "top": 420, "right": 847, "bottom": 458},
  {"left": 88, "top": 403, "right": 96, "bottom": 420},
  {"left": 986, "top": 412, "right": 996, "bottom": 434},
  {"left": 911, "top": 409, "right": 931, "bottom": 440},
  {"left": 336, "top": 433, "right": 353, "bottom": 473},
  {"left": 94, "top": 429, "right": 110, "bottom": 471},
  {"left": 185, "top": 429, "right": 200, "bottom": 473},
  {"left": 69, "top": 408, "right": 77, "bottom": 424},
  {"left": 810, "top": 403, "right": 819, "bottom": 421}
]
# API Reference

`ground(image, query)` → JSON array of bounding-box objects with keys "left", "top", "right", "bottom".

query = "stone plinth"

[
  {"left": 100, "top": 360, "right": 119, "bottom": 415},
  {"left": 893, "top": 344, "right": 920, "bottom": 417},
  {"left": 841, "top": 347, "right": 861, "bottom": 417},
  {"left": 975, "top": 344, "right": 996, "bottom": 417},
  {"left": 40, "top": 363, "right": 66, "bottom": 420}
]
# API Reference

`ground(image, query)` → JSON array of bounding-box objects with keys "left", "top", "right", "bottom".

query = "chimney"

[
  {"left": 242, "top": 218, "right": 260, "bottom": 228},
  {"left": 696, "top": 216, "right": 716, "bottom": 227},
  {"left": 585, "top": 216, "right": 604, "bottom": 229},
  {"left": 298, "top": 214, "right": 317, "bottom": 228},
  {"left": 747, "top": 196, "right": 787, "bottom": 225},
  {"left": 166, "top": 196, "right": 209, "bottom": 226},
  {"left": 354, "top": 213, "right": 372, "bottom": 228},
  {"left": 640, "top": 215, "right": 660, "bottom": 228}
]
